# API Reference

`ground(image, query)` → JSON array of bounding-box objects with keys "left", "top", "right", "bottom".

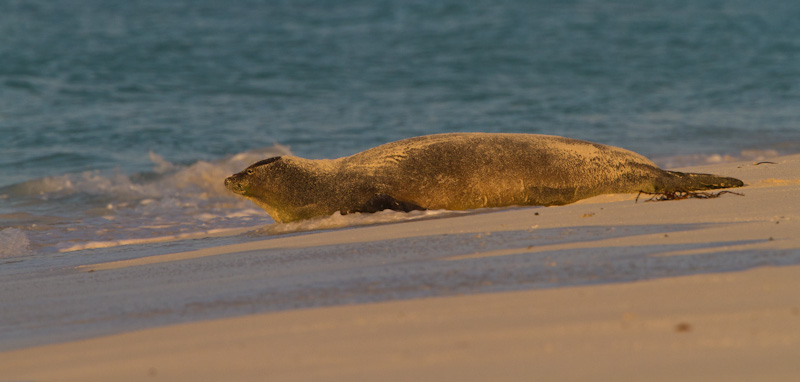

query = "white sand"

[{"left": 1, "top": 154, "right": 799, "bottom": 381}]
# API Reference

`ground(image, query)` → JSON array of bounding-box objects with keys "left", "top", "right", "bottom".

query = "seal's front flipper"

[{"left": 357, "top": 194, "right": 425, "bottom": 213}]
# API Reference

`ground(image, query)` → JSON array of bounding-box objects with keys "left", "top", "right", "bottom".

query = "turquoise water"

[{"left": 2, "top": 0, "right": 800, "bottom": 256}]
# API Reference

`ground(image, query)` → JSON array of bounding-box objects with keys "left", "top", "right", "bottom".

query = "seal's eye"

[{"left": 246, "top": 169, "right": 254, "bottom": 175}]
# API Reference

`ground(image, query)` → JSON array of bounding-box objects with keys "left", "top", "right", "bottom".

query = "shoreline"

[{"left": 1, "top": 154, "right": 799, "bottom": 380}]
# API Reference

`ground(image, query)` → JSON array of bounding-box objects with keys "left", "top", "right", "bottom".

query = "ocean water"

[{"left": 2, "top": 0, "right": 799, "bottom": 258}]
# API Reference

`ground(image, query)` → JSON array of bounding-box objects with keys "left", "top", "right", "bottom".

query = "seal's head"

[
  {"left": 224, "top": 155, "right": 334, "bottom": 223},
  {"left": 225, "top": 156, "right": 295, "bottom": 220},
  {"left": 225, "top": 156, "right": 282, "bottom": 196}
]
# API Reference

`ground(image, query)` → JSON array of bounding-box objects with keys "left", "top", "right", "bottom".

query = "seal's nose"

[
  {"left": 224, "top": 176, "right": 237, "bottom": 190},
  {"left": 224, "top": 176, "right": 246, "bottom": 194}
]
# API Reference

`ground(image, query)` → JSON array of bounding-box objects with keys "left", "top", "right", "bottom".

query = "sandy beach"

[{"left": 2, "top": 154, "right": 799, "bottom": 381}]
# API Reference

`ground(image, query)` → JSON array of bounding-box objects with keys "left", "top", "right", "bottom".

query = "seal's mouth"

[{"left": 224, "top": 176, "right": 246, "bottom": 195}]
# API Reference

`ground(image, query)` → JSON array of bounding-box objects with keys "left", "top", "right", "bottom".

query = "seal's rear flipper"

[
  {"left": 664, "top": 171, "right": 744, "bottom": 191},
  {"left": 357, "top": 194, "right": 425, "bottom": 213}
]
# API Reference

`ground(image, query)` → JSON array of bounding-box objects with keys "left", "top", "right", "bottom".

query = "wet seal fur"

[{"left": 225, "top": 133, "right": 744, "bottom": 223}]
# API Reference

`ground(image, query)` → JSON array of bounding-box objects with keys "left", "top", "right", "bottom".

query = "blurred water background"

[{"left": 1, "top": 0, "right": 799, "bottom": 257}]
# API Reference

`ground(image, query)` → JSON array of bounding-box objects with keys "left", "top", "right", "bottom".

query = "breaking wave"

[{"left": 0, "top": 145, "right": 292, "bottom": 255}]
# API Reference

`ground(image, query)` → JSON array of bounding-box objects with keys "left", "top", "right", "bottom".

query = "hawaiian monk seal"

[{"left": 224, "top": 133, "right": 743, "bottom": 223}]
